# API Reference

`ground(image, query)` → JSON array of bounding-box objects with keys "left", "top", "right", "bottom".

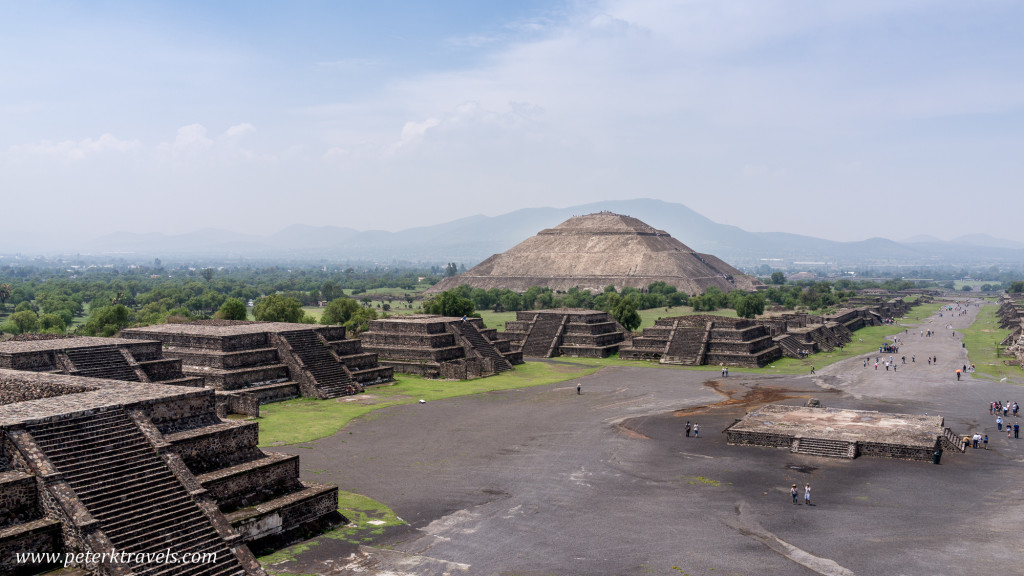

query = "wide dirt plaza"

[{"left": 271, "top": 300, "right": 1022, "bottom": 576}]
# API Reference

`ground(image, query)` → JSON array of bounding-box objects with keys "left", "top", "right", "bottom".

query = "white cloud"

[
  {"left": 8, "top": 133, "right": 140, "bottom": 161},
  {"left": 224, "top": 123, "right": 256, "bottom": 138},
  {"left": 172, "top": 123, "right": 213, "bottom": 153}
]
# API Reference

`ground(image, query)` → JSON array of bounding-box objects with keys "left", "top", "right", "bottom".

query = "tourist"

[
  {"left": 972, "top": 434, "right": 979, "bottom": 448},
  {"left": 577, "top": 383, "right": 581, "bottom": 395},
  {"left": 693, "top": 423, "right": 700, "bottom": 437},
  {"left": 809, "top": 366, "right": 815, "bottom": 375},
  {"left": 804, "top": 483, "right": 812, "bottom": 506},
  {"left": 912, "top": 355, "right": 915, "bottom": 362},
  {"left": 791, "top": 484, "right": 799, "bottom": 505},
  {"left": 1015, "top": 422, "right": 1019, "bottom": 439},
  {"left": 997, "top": 416, "right": 1003, "bottom": 431},
  {"left": 984, "top": 435, "right": 989, "bottom": 449},
  {"left": 685, "top": 421, "right": 691, "bottom": 437},
  {"left": 956, "top": 369, "right": 961, "bottom": 381}
]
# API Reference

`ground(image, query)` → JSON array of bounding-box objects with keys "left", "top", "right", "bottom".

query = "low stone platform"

[
  {"left": 503, "top": 309, "right": 625, "bottom": 358},
  {"left": 725, "top": 404, "right": 948, "bottom": 461},
  {"left": 620, "top": 316, "right": 782, "bottom": 367},
  {"left": 359, "top": 315, "right": 521, "bottom": 379},
  {"left": 0, "top": 335, "right": 203, "bottom": 387},
  {"left": 122, "top": 320, "right": 394, "bottom": 403}
]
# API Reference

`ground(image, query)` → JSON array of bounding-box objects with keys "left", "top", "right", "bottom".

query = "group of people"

[
  {"left": 969, "top": 401, "right": 1022, "bottom": 447},
  {"left": 684, "top": 421, "right": 700, "bottom": 437},
  {"left": 790, "top": 483, "right": 812, "bottom": 505}
]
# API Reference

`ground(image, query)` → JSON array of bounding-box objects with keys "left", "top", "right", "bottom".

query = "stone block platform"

[
  {"left": 121, "top": 320, "right": 394, "bottom": 404},
  {"left": 0, "top": 369, "right": 343, "bottom": 574},
  {"left": 359, "top": 315, "right": 522, "bottom": 379},
  {"left": 620, "top": 316, "right": 782, "bottom": 367},
  {"left": 725, "top": 404, "right": 949, "bottom": 461},
  {"left": 0, "top": 336, "right": 204, "bottom": 388},
  {"left": 503, "top": 309, "right": 625, "bottom": 358}
]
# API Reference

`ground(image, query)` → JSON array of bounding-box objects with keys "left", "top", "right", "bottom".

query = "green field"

[{"left": 963, "top": 304, "right": 1023, "bottom": 383}]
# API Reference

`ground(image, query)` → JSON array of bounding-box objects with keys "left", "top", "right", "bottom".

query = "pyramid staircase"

[
  {"left": 790, "top": 437, "right": 857, "bottom": 459},
  {"left": 24, "top": 409, "right": 247, "bottom": 576},
  {"left": 62, "top": 346, "right": 140, "bottom": 382},
  {"left": 448, "top": 322, "right": 512, "bottom": 373},
  {"left": 520, "top": 314, "right": 565, "bottom": 358},
  {"left": 279, "top": 331, "right": 361, "bottom": 399},
  {"left": 662, "top": 323, "right": 710, "bottom": 365}
]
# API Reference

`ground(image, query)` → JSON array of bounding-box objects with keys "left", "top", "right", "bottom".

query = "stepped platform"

[
  {"left": 360, "top": 315, "right": 520, "bottom": 379},
  {"left": 122, "top": 321, "right": 393, "bottom": 403},
  {"left": 725, "top": 404, "right": 946, "bottom": 461},
  {"left": 0, "top": 336, "right": 203, "bottom": 388},
  {"left": 504, "top": 309, "right": 625, "bottom": 358},
  {"left": 620, "top": 316, "right": 782, "bottom": 367},
  {"left": 0, "top": 368, "right": 343, "bottom": 574}
]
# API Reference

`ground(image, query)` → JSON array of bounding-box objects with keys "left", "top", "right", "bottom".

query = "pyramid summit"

[{"left": 427, "top": 212, "right": 763, "bottom": 295}]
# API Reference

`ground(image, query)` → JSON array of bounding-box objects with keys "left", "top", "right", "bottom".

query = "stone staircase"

[
  {"left": 662, "top": 324, "right": 708, "bottom": 365},
  {"left": 773, "top": 334, "right": 805, "bottom": 358},
  {"left": 448, "top": 322, "right": 512, "bottom": 373},
  {"left": 790, "top": 437, "right": 857, "bottom": 459},
  {"left": 63, "top": 346, "right": 140, "bottom": 382},
  {"left": 520, "top": 314, "right": 564, "bottom": 358},
  {"left": 279, "top": 331, "right": 361, "bottom": 398},
  {"left": 25, "top": 409, "right": 247, "bottom": 576},
  {"left": 942, "top": 428, "right": 967, "bottom": 453}
]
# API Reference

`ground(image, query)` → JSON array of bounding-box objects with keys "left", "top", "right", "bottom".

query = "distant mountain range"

[{"left": 11, "top": 199, "right": 1024, "bottom": 268}]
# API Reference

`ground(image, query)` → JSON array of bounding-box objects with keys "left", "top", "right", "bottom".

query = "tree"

[
  {"left": 321, "top": 297, "right": 360, "bottom": 325},
  {"left": 214, "top": 298, "right": 248, "bottom": 320},
  {"left": 445, "top": 262, "right": 459, "bottom": 277},
  {"left": 0, "top": 283, "right": 11, "bottom": 312},
  {"left": 770, "top": 271, "right": 786, "bottom": 285},
  {"left": 422, "top": 290, "right": 475, "bottom": 318},
  {"left": 1007, "top": 281, "right": 1024, "bottom": 294},
  {"left": 81, "top": 304, "right": 131, "bottom": 337},
  {"left": 960, "top": 285, "right": 973, "bottom": 292},
  {"left": 612, "top": 299, "right": 641, "bottom": 332},
  {"left": 201, "top": 268, "right": 215, "bottom": 282},
  {"left": 344, "top": 307, "right": 378, "bottom": 335},
  {"left": 39, "top": 313, "right": 66, "bottom": 333},
  {"left": 253, "top": 294, "right": 304, "bottom": 323},
  {"left": 4, "top": 310, "right": 39, "bottom": 334},
  {"left": 735, "top": 293, "right": 766, "bottom": 318}
]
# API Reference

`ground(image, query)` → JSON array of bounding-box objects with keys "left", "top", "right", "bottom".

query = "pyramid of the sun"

[{"left": 427, "top": 212, "right": 762, "bottom": 295}]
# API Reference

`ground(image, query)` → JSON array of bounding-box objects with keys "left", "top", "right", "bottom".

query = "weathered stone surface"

[
  {"left": 427, "top": 212, "right": 763, "bottom": 295},
  {"left": 725, "top": 404, "right": 944, "bottom": 461}
]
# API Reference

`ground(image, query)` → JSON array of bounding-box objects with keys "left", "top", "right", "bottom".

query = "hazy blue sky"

[{"left": 3, "top": 0, "right": 1023, "bottom": 245}]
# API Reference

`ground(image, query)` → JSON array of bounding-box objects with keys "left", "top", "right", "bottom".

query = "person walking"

[
  {"left": 984, "top": 434, "right": 989, "bottom": 449},
  {"left": 577, "top": 383, "right": 581, "bottom": 395},
  {"left": 997, "top": 416, "right": 1003, "bottom": 431},
  {"left": 685, "top": 421, "right": 691, "bottom": 437},
  {"left": 1014, "top": 422, "right": 1019, "bottom": 439},
  {"left": 804, "top": 484, "right": 812, "bottom": 506},
  {"left": 693, "top": 423, "right": 700, "bottom": 437},
  {"left": 791, "top": 484, "right": 799, "bottom": 505},
  {"left": 809, "top": 366, "right": 815, "bottom": 375},
  {"left": 956, "top": 369, "right": 961, "bottom": 381}
]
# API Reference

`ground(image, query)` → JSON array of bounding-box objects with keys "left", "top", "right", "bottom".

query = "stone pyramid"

[{"left": 427, "top": 212, "right": 762, "bottom": 295}]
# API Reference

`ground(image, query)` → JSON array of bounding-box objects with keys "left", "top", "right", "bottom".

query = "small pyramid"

[{"left": 427, "top": 212, "right": 762, "bottom": 295}]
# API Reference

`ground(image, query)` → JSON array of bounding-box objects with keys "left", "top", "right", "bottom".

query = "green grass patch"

[
  {"left": 963, "top": 304, "right": 1024, "bottom": 383},
  {"left": 257, "top": 361, "right": 600, "bottom": 446}
]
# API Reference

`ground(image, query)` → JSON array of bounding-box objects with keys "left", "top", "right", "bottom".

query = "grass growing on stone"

[
  {"left": 258, "top": 490, "right": 404, "bottom": 568},
  {"left": 257, "top": 361, "right": 601, "bottom": 446},
  {"left": 963, "top": 304, "right": 1023, "bottom": 383}
]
